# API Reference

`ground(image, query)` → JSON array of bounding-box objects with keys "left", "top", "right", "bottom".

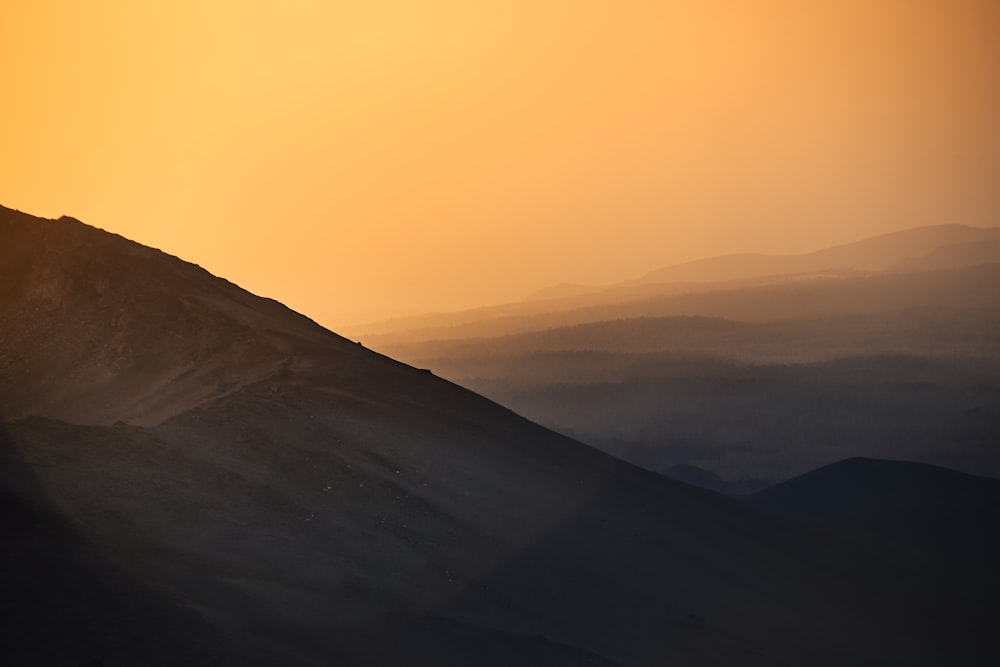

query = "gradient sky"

[{"left": 2, "top": 1, "right": 998, "bottom": 326}]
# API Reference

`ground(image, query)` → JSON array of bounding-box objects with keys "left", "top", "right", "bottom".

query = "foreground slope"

[{"left": 1, "top": 206, "right": 997, "bottom": 665}]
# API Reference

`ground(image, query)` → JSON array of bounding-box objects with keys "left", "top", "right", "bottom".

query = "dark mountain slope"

[
  {"left": 1, "top": 206, "right": 997, "bottom": 665},
  {"left": 0, "top": 423, "right": 281, "bottom": 666},
  {"left": 748, "top": 458, "right": 1000, "bottom": 566}
]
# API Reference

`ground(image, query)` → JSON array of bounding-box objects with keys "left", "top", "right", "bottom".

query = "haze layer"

[{"left": 3, "top": 1, "right": 998, "bottom": 323}]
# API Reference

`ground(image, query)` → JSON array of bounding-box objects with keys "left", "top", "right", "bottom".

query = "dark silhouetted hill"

[{"left": 748, "top": 458, "right": 1000, "bottom": 567}]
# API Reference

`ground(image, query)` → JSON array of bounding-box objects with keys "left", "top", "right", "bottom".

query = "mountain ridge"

[
  {"left": 345, "top": 223, "right": 1000, "bottom": 341},
  {"left": 635, "top": 223, "right": 1000, "bottom": 285}
]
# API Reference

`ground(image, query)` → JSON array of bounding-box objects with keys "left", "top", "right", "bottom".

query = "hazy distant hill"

[
  {"left": 374, "top": 291, "right": 1000, "bottom": 483},
  {"left": 635, "top": 223, "right": 1000, "bottom": 285},
  {"left": 382, "top": 307, "right": 1000, "bottom": 364},
  {"left": 748, "top": 458, "right": 1000, "bottom": 566},
  {"left": 523, "top": 282, "right": 606, "bottom": 302},
  {"left": 365, "top": 224, "right": 1000, "bottom": 486},
  {"left": 891, "top": 239, "right": 1000, "bottom": 272},
  {"left": 7, "top": 205, "right": 997, "bottom": 664},
  {"left": 346, "top": 223, "right": 1000, "bottom": 342}
]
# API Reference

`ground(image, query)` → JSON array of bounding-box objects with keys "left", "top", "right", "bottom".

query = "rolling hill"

[
  {"left": 363, "top": 224, "right": 1000, "bottom": 486},
  {"left": 345, "top": 223, "right": 1000, "bottom": 342},
  {"left": 748, "top": 458, "right": 1000, "bottom": 566}
]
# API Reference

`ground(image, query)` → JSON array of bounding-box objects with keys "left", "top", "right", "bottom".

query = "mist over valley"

[{"left": 366, "top": 226, "right": 1000, "bottom": 486}]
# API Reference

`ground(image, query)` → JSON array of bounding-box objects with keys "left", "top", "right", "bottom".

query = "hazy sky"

[{"left": 2, "top": 1, "right": 998, "bottom": 325}]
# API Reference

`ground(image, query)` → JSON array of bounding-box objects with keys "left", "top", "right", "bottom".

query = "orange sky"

[{"left": 2, "top": 1, "right": 998, "bottom": 326}]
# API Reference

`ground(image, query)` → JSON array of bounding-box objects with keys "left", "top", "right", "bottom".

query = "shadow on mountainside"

[
  {"left": 0, "top": 421, "right": 296, "bottom": 667},
  {"left": 3, "top": 411, "right": 999, "bottom": 667},
  {"left": 0, "top": 412, "right": 632, "bottom": 667},
  {"left": 442, "top": 484, "right": 1000, "bottom": 667}
]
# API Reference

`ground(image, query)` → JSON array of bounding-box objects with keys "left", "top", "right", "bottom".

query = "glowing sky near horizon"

[{"left": 2, "top": 1, "right": 998, "bottom": 325}]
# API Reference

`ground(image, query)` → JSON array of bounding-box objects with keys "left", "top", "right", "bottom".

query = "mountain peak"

[{"left": 0, "top": 207, "right": 363, "bottom": 425}]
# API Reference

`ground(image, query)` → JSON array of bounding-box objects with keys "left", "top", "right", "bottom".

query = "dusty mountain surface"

[{"left": 1, "top": 206, "right": 998, "bottom": 666}]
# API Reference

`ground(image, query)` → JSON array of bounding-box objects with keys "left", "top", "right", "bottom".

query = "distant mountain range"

[
  {"left": 3, "top": 205, "right": 997, "bottom": 664},
  {"left": 347, "top": 223, "right": 1000, "bottom": 341},
  {"left": 364, "top": 223, "right": 1000, "bottom": 485},
  {"left": 634, "top": 224, "right": 1000, "bottom": 285}
]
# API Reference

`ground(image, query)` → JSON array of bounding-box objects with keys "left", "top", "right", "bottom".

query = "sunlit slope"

[{"left": 0, "top": 205, "right": 367, "bottom": 426}]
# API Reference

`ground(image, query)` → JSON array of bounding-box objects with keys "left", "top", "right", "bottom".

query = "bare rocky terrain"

[{"left": 2, "top": 206, "right": 998, "bottom": 665}]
